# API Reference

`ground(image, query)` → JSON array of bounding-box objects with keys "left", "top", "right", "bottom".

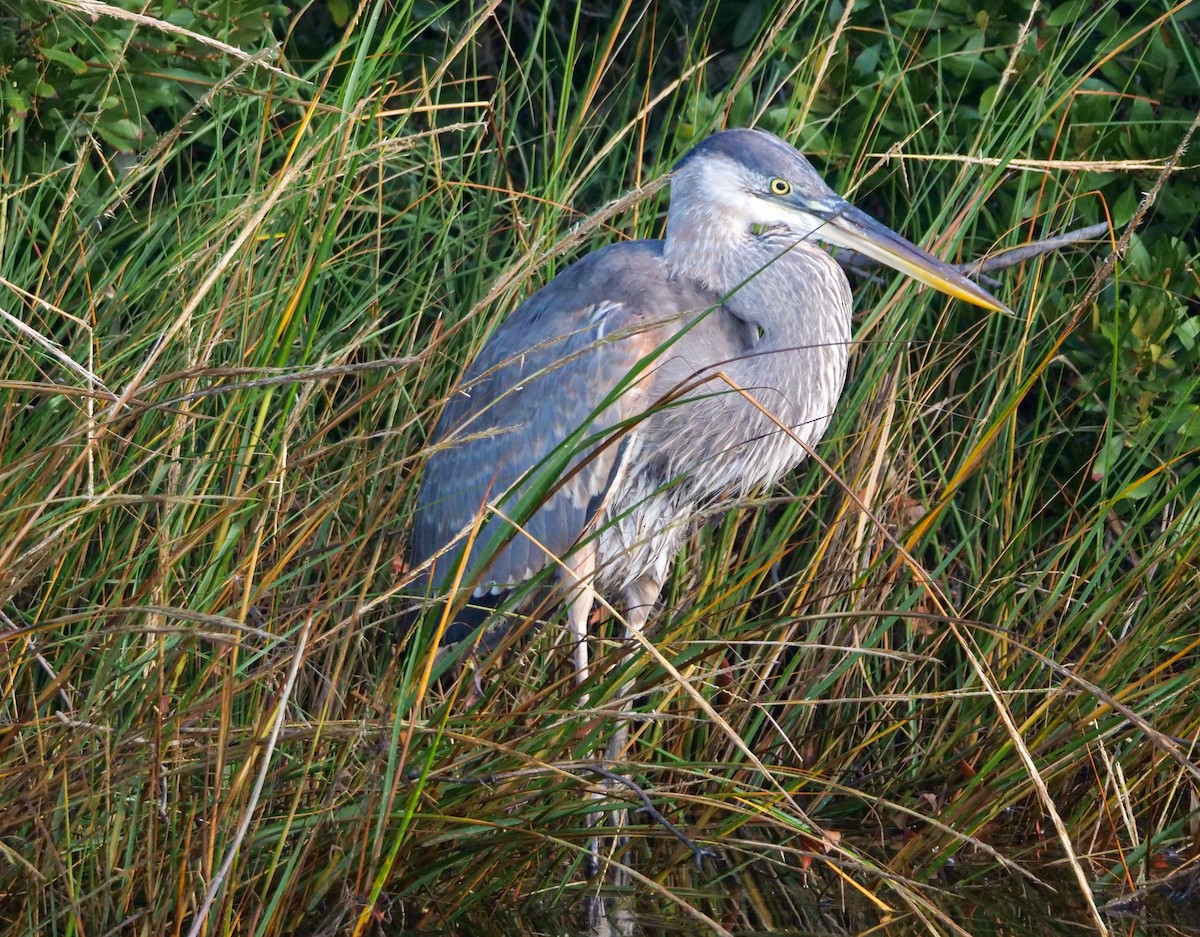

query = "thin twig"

[
  {"left": 0, "top": 301, "right": 110, "bottom": 392},
  {"left": 836, "top": 221, "right": 1112, "bottom": 290},
  {"left": 1, "top": 609, "right": 73, "bottom": 711},
  {"left": 867, "top": 152, "right": 1186, "bottom": 173},
  {"left": 959, "top": 221, "right": 1112, "bottom": 276},
  {"left": 153, "top": 358, "right": 421, "bottom": 408},
  {"left": 410, "top": 761, "right": 715, "bottom": 867},
  {"left": 583, "top": 764, "right": 717, "bottom": 869}
]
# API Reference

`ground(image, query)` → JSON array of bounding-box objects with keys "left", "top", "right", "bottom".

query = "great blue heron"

[{"left": 410, "top": 128, "right": 1007, "bottom": 690}]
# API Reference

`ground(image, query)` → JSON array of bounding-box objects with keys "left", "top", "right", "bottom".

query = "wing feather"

[{"left": 410, "top": 240, "right": 689, "bottom": 594}]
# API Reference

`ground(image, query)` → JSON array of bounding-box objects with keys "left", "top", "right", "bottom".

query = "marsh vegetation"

[{"left": 2, "top": 0, "right": 1198, "bottom": 933}]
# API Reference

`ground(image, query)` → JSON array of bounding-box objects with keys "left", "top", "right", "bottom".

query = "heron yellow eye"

[{"left": 769, "top": 178, "right": 792, "bottom": 196}]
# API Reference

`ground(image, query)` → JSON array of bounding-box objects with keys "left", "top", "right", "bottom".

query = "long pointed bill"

[{"left": 813, "top": 200, "right": 1011, "bottom": 314}]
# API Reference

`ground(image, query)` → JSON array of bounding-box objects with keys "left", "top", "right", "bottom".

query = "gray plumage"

[{"left": 410, "top": 128, "right": 1006, "bottom": 655}]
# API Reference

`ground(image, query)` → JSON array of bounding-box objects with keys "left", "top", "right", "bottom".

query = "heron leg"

[
  {"left": 564, "top": 538, "right": 599, "bottom": 691},
  {"left": 585, "top": 575, "right": 664, "bottom": 884},
  {"left": 605, "top": 575, "right": 661, "bottom": 764}
]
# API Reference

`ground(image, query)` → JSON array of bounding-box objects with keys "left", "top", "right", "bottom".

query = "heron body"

[{"left": 411, "top": 129, "right": 1006, "bottom": 667}]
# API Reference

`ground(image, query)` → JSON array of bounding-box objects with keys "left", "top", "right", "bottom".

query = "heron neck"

[
  {"left": 664, "top": 210, "right": 821, "bottom": 299},
  {"left": 662, "top": 210, "right": 757, "bottom": 294},
  {"left": 665, "top": 217, "right": 851, "bottom": 359}
]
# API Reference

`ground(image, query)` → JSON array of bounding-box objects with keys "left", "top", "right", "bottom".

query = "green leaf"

[
  {"left": 1175, "top": 317, "right": 1200, "bottom": 353},
  {"left": 37, "top": 44, "right": 89, "bottom": 74},
  {"left": 733, "top": 0, "right": 765, "bottom": 48},
  {"left": 892, "top": 9, "right": 951, "bottom": 30},
  {"left": 1119, "top": 474, "right": 1159, "bottom": 501},
  {"left": 1124, "top": 233, "right": 1152, "bottom": 279},
  {"left": 3, "top": 84, "right": 30, "bottom": 117},
  {"left": 1112, "top": 188, "right": 1137, "bottom": 228},
  {"left": 979, "top": 84, "right": 1000, "bottom": 114},
  {"left": 1046, "top": 0, "right": 1090, "bottom": 27},
  {"left": 853, "top": 44, "right": 880, "bottom": 75},
  {"left": 1091, "top": 434, "right": 1126, "bottom": 481},
  {"left": 327, "top": 0, "right": 353, "bottom": 28},
  {"left": 96, "top": 116, "right": 145, "bottom": 152}
]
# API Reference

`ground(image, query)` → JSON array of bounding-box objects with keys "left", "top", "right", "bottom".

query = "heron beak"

[{"left": 810, "top": 200, "right": 1011, "bottom": 314}]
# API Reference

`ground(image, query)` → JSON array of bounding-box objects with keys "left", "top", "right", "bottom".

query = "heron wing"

[{"left": 410, "top": 240, "right": 702, "bottom": 595}]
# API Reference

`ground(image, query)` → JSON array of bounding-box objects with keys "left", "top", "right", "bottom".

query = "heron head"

[{"left": 668, "top": 128, "right": 1010, "bottom": 313}]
